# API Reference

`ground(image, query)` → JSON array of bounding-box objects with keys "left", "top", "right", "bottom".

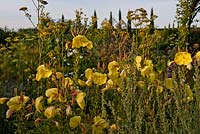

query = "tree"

[
  {"left": 118, "top": 9, "right": 122, "bottom": 29},
  {"left": 61, "top": 14, "right": 65, "bottom": 23},
  {"left": 149, "top": 8, "right": 155, "bottom": 34},
  {"left": 176, "top": 0, "right": 200, "bottom": 30},
  {"left": 109, "top": 11, "right": 113, "bottom": 26},
  {"left": 127, "top": 10, "right": 132, "bottom": 35},
  {"left": 92, "top": 10, "right": 98, "bottom": 29},
  {"left": 176, "top": 0, "right": 200, "bottom": 48}
]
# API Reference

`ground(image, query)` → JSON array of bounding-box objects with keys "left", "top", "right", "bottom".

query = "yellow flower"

[
  {"left": 195, "top": 51, "right": 200, "bottom": 59},
  {"left": 78, "top": 79, "right": 86, "bottom": 87},
  {"left": 156, "top": 86, "right": 163, "bottom": 93},
  {"left": 72, "top": 35, "right": 93, "bottom": 49},
  {"left": 108, "top": 61, "right": 119, "bottom": 72},
  {"left": 108, "top": 61, "right": 120, "bottom": 82},
  {"left": 149, "top": 72, "right": 156, "bottom": 82},
  {"left": 144, "top": 59, "right": 153, "bottom": 67},
  {"left": 56, "top": 72, "right": 63, "bottom": 79},
  {"left": 69, "top": 116, "right": 81, "bottom": 128},
  {"left": 76, "top": 92, "right": 86, "bottom": 110},
  {"left": 45, "top": 88, "right": 58, "bottom": 104},
  {"left": 44, "top": 106, "right": 56, "bottom": 119},
  {"left": 85, "top": 68, "right": 93, "bottom": 86},
  {"left": 85, "top": 68, "right": 93, "bottom": 80},
  {"left": 36, "top": 65, "right": 52, "bottom": 81},
  {"left": 137, "top": 81, "right": 145, "bottom": 89},
  {"left": 92, "top": 72, "right": 107, "bottom": 85},
  {"left": 141, "top": 66, "right": 153, "bottom": 77},
  {"left": 86, "top": 79, "right": 93, "bottom": 87},
  {"left": 92, "top": 116, "right": 109, "bottom": 134},
  {"left": 64, "top": 77, "right": 73, "bottom": 87},
  {"left": 35, "top": 96, "right": 43, "bottom": 113},
  {"left": 6, "top": 109, "right": 15, "bottom": 118},
  {"left": 0, "top": 98, "right": 9, "bottom": 104},
  {"left": 110, "top": 124, "right": 119, "bottom": 130},
  {"left": 101, "top": 79, "right": 114, "bottom": 93},
  {"left": 174, "top": 52, "right": 192, "bottom": 65},
  {"left": 135, "top": 56, "right": 142, "bottom": 64},
  {"left": 7, "top": 96, "right": 29, "bottom": 111}
]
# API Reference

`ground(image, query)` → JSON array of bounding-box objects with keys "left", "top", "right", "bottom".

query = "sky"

[{"left": 0, "top": 0, "right": 199, "bottom": 30}]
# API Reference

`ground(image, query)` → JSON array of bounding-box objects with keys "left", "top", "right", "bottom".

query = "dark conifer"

[
  {"left": 118, "top": 9, "right": 122, "bottom": 29},
  {"left": 109, "top": 11, "right": 113, "bottom": 26},
  {"left": 93, "top": 10, "right": 98, "bottom": 29},
  {"left": 149, "top": 8, "right": 154, "bottom": 34}
]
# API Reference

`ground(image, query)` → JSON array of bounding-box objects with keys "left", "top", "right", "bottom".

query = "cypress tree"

[
  {"left": 109, "top": 11, "right": 113, "bottom": 26},
  {"left": 61, "top": 14, "right": 65, "bottom": 23},
  {"left": 168, "top": 23, "right": 171, "bottom": 29},
  {"left": 118, "top": 9, "right": 122, "bottom": 29},
  {"left": 127, "top": 11, "right": 132, "bottom": 35},
  {"left": 149, "top": 8, "right": 154, "bottom": 34},
  {"left": 93, "top": 10, "right": 98, "bottom": 29}
]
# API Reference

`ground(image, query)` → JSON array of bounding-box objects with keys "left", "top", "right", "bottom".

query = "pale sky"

[{"left": 0, "top": 0, "right": 199, "bottom": 30}]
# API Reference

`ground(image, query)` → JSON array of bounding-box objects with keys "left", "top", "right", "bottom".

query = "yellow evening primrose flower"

[
  {"left": 141, "top": 66, "right": 153, "bottom": 77},
  {"left": 92, "top": 116, "right": 109, "bottom": 134},
  {"left": 45, "top": 88, "right": 58, "bottom": 104},
  {"left": 195, "top": 51, "right": 200, "bottom": 64},
  {"left": 135, "top": 56, "right": 142, "bottom": 64},
  {"left": 195, "top": 51, "right": 200, "bottom": 59},
  {"left": 101, "top": 79, "right": 114, "bottom": 93},
  {"left": 36, "top": 65, "right": 52, "bottom": 81},
  {"left": 86, "top": 41, "right": 93, "bottom": 49},
  {"left": 144, "top": 59, "right": 153, "bottom": 67},
  {"left": 135, "top": 56, "right": 142, "bottom": 70},
  {"left": 56, "top": 72, "right": 63, "bottom": 79},
  {"left": 92, "top": 72, "right": 107, "bottom": 85},
  {"left": 0, "top": 98, "right": 9, "bottom": 104},
  {"left": 108, "top": 61, "right": 119, "bottom": 72},
  {"left": 149, "top": 72, "right": 156, "bottom": 82},
  {"left": 78, "top": 79, "right": 86, "bottom": 87},
  {"left": 85, "top": 68, "right": 93, "bottom": 80},
  {"left": 76, "top": 92, "right": 86, "bottom": 110},
  {"left": 7, "top": 96, "right": 29, "bottom": 111},
  {"left": 69, "top": 116, "right": 81, "bottom": 129},
  {"left": 35, "top": 96, "right": 43, "bottom": 113},
  {"left": 174, "top": 52, "right": 192, "bottom": 65},
  {"left": 85, "top": 68, "right": 93, "bottom": 86},
  {"left": 64, "top": 77, "right": 73, "bottom": 87},
  {"left": 72, "top": 35, "right": 93, "bottom": 49},
  {"left": 44, "top": 106, "right": 56, "bottom": 119},
  {"left": 108, "top": 61, "right": 120, "bottom": 82},
  {"left": 137, "top": 81, "right": 145, "bottom": 89},
  {"left": 156, "top": 86, "right": 163, "bottom": 93},
  {"left": 6, "top": 109, "right": 15, "bottom": 118}
]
